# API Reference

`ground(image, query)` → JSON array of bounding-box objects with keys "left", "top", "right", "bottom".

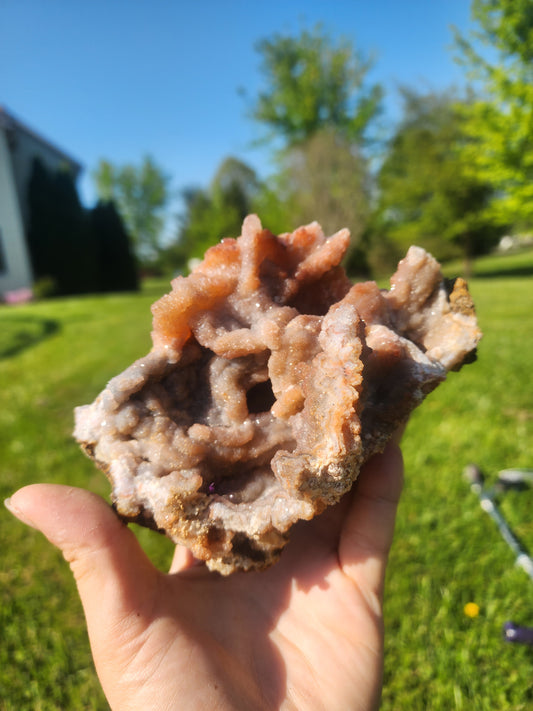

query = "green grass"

[
  {"left": 442, "top": 246, "right": 533, "bottom": 280},
  {"left": 1, "top": 262, "right": 532, "bottom": 709},
  {"left": 383, "top": 274, "right": 533, "bottom": 711},
  {"left": 0, "top": 285, "right": 174, "bottom": 710}
]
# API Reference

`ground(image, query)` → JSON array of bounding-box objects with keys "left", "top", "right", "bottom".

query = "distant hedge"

[{"left": 27, "top": 158, "right": 138, "bottom": 296}]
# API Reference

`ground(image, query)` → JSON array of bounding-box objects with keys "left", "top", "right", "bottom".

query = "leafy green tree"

[
  {"left": 453, "top": 0, "right": 533, "bottom": 227},
  {"left": 374, "top": 90, "right": 500, "bottom": 272},
  {"left": 169, "top": 157, "right": 259, "bottom": 271},
  {"left": 247, "top": 26, "right": 381, "bottom": 266},
  {"left": 93, "top": 155, "right": 170, "bottom": 263},
  {"left": 254, "top": 129, "right": 372, "bottom": 274},
  {"left": 250, "top": 25, "right": 382, "bottom": 148}
]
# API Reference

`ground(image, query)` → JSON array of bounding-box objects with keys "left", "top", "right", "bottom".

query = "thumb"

[
  {"left": 5, "top": 485, "right": 159, "bottom": 640},
  {"left": 339, "top": 443, "right": 404, "bottom": 599}
]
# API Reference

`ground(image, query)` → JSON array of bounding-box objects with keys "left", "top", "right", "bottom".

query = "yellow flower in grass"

[{"left": 464, "top": 602, "right": 480, "bottom": 618}]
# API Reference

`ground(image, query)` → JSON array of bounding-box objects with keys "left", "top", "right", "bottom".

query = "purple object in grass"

[{"left": 503, "top": 622, "right": 533, "bottom": 646}]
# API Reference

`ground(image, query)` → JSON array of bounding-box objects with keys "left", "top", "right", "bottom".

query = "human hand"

[{"left": 6, "top": 443, "right": 403, "bottom": 711}]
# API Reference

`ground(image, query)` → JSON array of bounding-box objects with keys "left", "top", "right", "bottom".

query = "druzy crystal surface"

[{"left": 74, "top": 215, "right": 481, "bottom": 574}]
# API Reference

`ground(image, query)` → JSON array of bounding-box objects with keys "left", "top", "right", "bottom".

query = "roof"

[{"left": 0, "top": 105, "right": 83, "bottom": 175}]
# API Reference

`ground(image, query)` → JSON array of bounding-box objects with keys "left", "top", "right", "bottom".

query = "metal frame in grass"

[{"left": 464, "top": 464, "right": 533, "bottom": 645}]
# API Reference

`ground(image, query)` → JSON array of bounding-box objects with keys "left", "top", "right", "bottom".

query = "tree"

[
  {"left": 374, "top": 90, "right": 500, "bottom": 272},
  {"left": 250, "top": 25, "right": 382, "bottom": 148},
  {"left": 453, "top": 0, "right": 533, "bottom": 227},
  {"left": 89, "top": 201, "right": 139, "bottom": 292},
  {"left": 170, "top": 157, "right": 259, "bottom": 271},
  {"left": 27, "top": 158, "right": 140, "bottom": 296},
  {"left": 211, "top": 157, "right": 259, "bottom": 213},
  {"left": 254, "top": 129, "right": 372, "bottom": 274},
  {"left": 247, "top": 26, "right": 381, "bottom": 267},
  {"left": 93, "top": 155, "right": 170, "bottom": 263},
  {"left": 27, "top": 158, "right": 98, "bottom": 295}
]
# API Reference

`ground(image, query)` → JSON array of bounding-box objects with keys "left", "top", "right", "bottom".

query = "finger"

[
  {"left": 169, "top": 544, "right": 201, "bottom": 573},
  {"left": 5, "top": 485, "right": 159, "bottom": 632},
  {"left": 338, "top": 443, "right": 404, "bottom": 599},
  {"left": 391, "top": 420, "right": 408, "bottom": 444}
]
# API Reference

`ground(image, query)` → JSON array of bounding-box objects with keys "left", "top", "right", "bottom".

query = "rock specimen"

[{"left": 74, "top": 215, "right": 481, "bottom": 574}]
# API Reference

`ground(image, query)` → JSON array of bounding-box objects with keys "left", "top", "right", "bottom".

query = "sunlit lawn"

[
  {"left": 383, "top": 269, "right": 533, "bottom": 710},
  {"left": 1, "top": 253, "right": 532, "bottom": 709}
]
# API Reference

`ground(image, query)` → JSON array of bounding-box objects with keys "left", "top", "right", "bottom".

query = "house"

[{"left": 0, "top": 106, "right": 83, "bottom": 300}]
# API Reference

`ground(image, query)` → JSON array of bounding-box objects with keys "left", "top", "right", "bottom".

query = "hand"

[{"left": 6, "top": 443, "right": 403, "bottom": 711}]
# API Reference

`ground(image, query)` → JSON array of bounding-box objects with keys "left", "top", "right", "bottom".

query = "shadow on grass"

[
  {"left": 475, "top": 264, "right": 533, "bottom": 279},
  {"left": 0, "top": 314, "right": 60, "bottom": 359}
]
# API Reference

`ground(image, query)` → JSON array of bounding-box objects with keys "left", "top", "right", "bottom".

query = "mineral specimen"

[{"left": 74, "top": 215, "right": 481, "bottom": 574}]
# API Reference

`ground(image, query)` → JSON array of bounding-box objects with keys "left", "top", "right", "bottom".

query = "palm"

[{"left": 8, "top": 445, "right": 402, "bottom": 711}]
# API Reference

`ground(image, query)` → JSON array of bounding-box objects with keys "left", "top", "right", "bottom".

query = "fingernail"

[{"left": 4, "top": 497, "right": 38, "bottom": 529}]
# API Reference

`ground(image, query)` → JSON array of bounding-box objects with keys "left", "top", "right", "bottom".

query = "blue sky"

[{"left": 1, "top": 0, "right": 474, "bottom": 210}]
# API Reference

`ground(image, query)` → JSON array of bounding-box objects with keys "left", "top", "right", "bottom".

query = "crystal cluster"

[{"left": 74, "top": 215, "right": 481, "bottom": 574}]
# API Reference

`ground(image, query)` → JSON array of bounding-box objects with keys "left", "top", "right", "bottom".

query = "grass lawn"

[{"left": 1, "top": 257, "right": 532, "bottom": 709}]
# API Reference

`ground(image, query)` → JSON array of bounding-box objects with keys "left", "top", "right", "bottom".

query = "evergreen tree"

[
  {"left": 89, "top": 201, "right": 139, "bottom": 292},
  {"left": 27, "top": 158, "right": 97, "bottom": 295},
  {"left": 27, "top": 158, "right": 139, "bottom": 295}
]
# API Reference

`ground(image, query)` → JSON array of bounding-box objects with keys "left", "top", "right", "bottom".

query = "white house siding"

[{"left": 0, "top": 129, "right": 33, "bottom": 296}]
